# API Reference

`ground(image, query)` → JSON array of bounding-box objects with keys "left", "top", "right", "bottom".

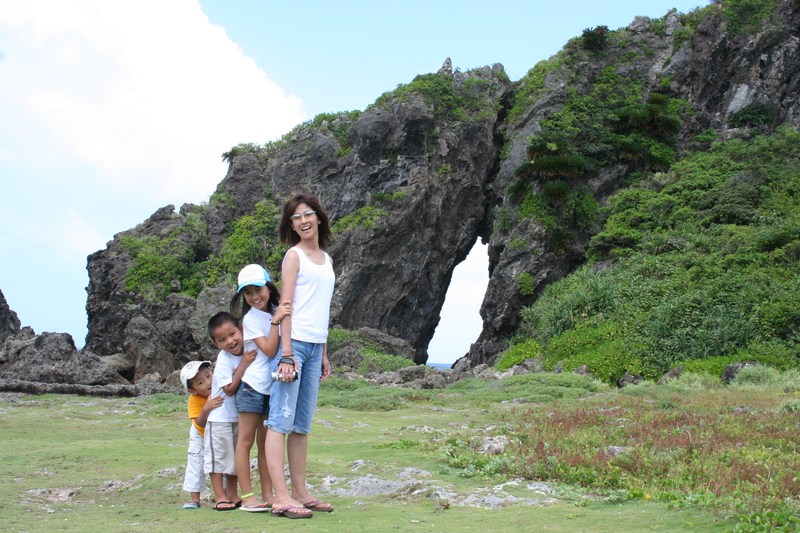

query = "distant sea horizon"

[{"left": 427, "top": 362, "right": 453, "bottom": 370}]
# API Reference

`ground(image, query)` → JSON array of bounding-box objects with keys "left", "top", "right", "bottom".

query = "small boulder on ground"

[{"left": 722, "top": 361, "right": 759, "bottom": 384}]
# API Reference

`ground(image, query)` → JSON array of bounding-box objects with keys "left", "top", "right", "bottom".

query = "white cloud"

[
  {"left": 54, "top": 212, "right": 108, "bottom": 260},
  {"left": 0, "top": 0, "right": 307, "bottom": 203},
  {"left": 0, "top": 1, "right": 307, "bottom": 343}
]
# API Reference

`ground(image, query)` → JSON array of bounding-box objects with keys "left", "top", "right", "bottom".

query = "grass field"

[{"left": 1, "top": 370, "right": 797, "bottom": 532}]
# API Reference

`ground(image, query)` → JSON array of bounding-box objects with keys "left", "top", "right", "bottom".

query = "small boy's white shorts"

[
  {"left": 203, "top": 421, "right": 238, "bottom": 475},
  {"left": 183, "top": 425, "right": 205, "bottom": 492}
]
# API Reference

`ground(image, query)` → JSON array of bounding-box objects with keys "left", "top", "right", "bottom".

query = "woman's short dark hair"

[{"left": 278, "top": 193, "right": 332, "bottom": 249}]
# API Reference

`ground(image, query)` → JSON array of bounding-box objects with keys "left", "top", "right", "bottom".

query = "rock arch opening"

[{"left": 426, "top": 238, "right": 489, "bottom": 366}]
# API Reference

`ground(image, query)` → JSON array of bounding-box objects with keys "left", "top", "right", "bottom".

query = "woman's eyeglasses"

[{"left": 289, "top": 209, "right": 317, "bottom": 221}]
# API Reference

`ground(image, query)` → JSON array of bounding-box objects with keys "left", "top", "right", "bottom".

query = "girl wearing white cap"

[{"left": 228, "top": 264, "right": 290, "bottom": 511}]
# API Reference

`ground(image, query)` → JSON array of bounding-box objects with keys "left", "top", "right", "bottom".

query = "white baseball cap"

[
  {"left": 180, "top": 361, "right": 211, "bottom": 390},
  {"left": 237, "top": 264, "right": 271, "bottom": 293}
]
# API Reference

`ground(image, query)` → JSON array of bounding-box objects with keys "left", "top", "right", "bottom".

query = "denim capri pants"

[{"left": 266, "top": 340, "right": 322, "bottom": 434}]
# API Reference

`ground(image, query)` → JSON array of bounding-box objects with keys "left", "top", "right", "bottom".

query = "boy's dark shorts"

[{"left": 235, "top": 381, "right": 270, "bottom": 415}]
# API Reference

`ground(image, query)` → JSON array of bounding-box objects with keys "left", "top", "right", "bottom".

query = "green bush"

[
  {"left": 517, "top": 128, "right": 800, "bottom": 380},
  {"left": 205, "top": 201, "right": 284, "bottom": 287},
  {"left": 516, "top": 272, "right": 535, "bottom": 296},
  {"left": 581, "top": 25, "right": 609, "bottom": 51},
  {"left": 372, "top": 70, "right": 500, "bottom": 122},
  {"left": 495, "top": 339, "right": 542, "bottom": 370},
  {"left": 729, "top": 102, "right": 778, "bottom": 128},
  {"left": 358, "top": 352, "right": 416, "bottom": 374},
  {"left": 676, "top": 355, "right": 742, "bottom": 377},
  {"left": 332, "top": 205, "right": 387, "bottom": 233},
  {"left": 119, "top": 211, "right": 209, "bottom": 302},
  {"left": 327, "top": 327, "right": 367, "bottom": 352},
  {"left": 221, "top": 142, "right": 263, "bottom": 163},
  {"left": 317, "top": 379, "right": 422, "bottom": 411},
  {"left": 437, "top": 164, "right": 452, "bottom": 174},
  {"left": 732, "top": 367, "right": 800, "bottom": 393},
  {"left": 721, "top": 0, "right": 777, "bottom": 36},
  {"left": 544, "top": 321, "right": 649, "bottom": 383},
  {"left": 507, "top": 54, "right": 566, "bottom": 125}
]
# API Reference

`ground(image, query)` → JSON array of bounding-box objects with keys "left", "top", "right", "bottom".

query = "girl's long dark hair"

[{"left": 229, "top": 281, "right": 280, "bottom": 319}]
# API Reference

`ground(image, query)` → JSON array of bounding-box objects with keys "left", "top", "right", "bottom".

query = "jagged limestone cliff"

[{"left": 12, "top": 0, "right": 798, "bottom": 385}]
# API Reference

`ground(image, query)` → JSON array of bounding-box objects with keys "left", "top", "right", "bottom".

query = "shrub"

[
  {"left": 516, "top": 272, "right": 536, "bottom": 296},
  {"left": 332, "top": 205, "right": 387, "bottom": 233},
  {"left": 205, "top": 201, "right": 283, "bottom": 287},
  {"left": 372, "top": 70, "right": 500, "bottom": 122},
  {"left": 495, "top": 339, "right": 542, "bottom": 370},
  {"left": 544, "top": 321, "right": 648, "bottom": 383},
  {"left": 371, "top": 190, "right": 407, "bottom": 204},
  {"left": 119, "top": 212, "right": 209, "bottom": 302},
  {"left": 731, "top": 365, "right": 782, "bottom": 386},
  {"left": 358, "top": 352, "right": 415, "bottom": 374},
  {"left": 721, "top": 0, "right": 778, "bottom": 36},
  {"left": 730, "top": 367, "right": 800, "bottom": 392},
  {"left": 327, "top": 327, "right": 382, "bottom": 354},
  {"left": 676, "top": 355, "right": 742, "bottom": 377},
  {"left": 780, "top": 399, "right": 800, "bottom": 413},
  {"left": 221, "top": 142, "right": 263, "bottom": 163},
  {"left": 729, "top": 102, "right": 778, "bottom": 128},
  {"left": 506, "top": 54, "right": 566, "bottom": 125},
  {"left": 581, "top": 25, "right": 609, "bottom": 51}
]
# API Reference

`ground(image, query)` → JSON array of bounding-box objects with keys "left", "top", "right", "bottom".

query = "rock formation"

[
  {"left": 6, "top": 1, "right": 800, "bottom": 389},
  {"left": 0, "top": 289, "right": 21, "bottom": 343}
]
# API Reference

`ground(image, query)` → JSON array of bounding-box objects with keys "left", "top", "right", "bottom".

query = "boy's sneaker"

[{"left": 183, "top": 501, "right": 201, "bottom": 509}]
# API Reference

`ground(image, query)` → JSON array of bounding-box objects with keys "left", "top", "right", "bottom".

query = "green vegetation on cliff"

[
  {"left": 372, "top": 68, "right": 504, "bottom": 122},
  {"left": 121, "top": 199, "right": 284, "bottom": 300},
  {"left": 510, "top": 127, "right": 800, "bottom": 382}
]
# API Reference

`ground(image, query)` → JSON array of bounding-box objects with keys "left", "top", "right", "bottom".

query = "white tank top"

[{"left": 286, "top": 246, "right": 335, "bottom": 343}]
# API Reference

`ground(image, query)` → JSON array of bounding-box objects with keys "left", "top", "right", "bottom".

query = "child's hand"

[
  {"left": 274, "top": 301, "right": 292, "bottom": 322},
  {"left": 204, "top": 395, "right": 224, "bottom": 411},
  {"left": 242, "top": 349, "right": 257, "bottom": 368}
]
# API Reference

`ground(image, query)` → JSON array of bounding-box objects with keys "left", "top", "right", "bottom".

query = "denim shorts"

[
  {"left": 266, "top": 340, "right": 322, "bottom": 435},
  {"left": 235, "top": 381, "right": 270, "bottom": 415}
]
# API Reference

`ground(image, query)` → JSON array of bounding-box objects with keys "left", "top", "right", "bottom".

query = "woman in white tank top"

[{"left": 265, "top": 193, "right": 335, "bottom": 518}]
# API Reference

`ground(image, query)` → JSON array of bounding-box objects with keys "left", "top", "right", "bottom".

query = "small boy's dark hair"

[{"left": 207, "top": 312, "right": 239, "bottom": 339}]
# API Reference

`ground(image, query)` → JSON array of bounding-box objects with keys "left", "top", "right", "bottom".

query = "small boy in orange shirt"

[{"left": 180, "top": 360, "right": 223, "bottom": 509}]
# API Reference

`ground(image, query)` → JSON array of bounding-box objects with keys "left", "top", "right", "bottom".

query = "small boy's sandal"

[{"left": 182, "top": 501, "right": 201, "bottom": 509}]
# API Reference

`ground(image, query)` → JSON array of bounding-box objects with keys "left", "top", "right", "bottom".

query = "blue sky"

[{"left": 0, "top": 0, "right": 704, "bottom": 364}]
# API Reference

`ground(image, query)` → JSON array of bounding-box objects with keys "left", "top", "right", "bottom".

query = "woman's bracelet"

[
  {"left": 279, "top": 356, "right": 296, "bottom": 367},
  {"left": 271, "top": 321, "right": 280, "bottom": 326}
]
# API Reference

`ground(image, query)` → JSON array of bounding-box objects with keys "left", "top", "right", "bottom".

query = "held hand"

[
  {"left": 206, "top": 395, "right": 224, "bottom": 410},
  {"left": 279, "top": 362, "right": 293, "bottom": 382},
  {"left": 277, "top": 355, "right": 296, "bottom": 382},
  {"left": 320, "top": 353, "right": 331, "bottom": 382},
  {"left": 274, "top": 301, "right": 292, "bottom": 323},
  {"left": 242, "top": 349, "right": 257, "bottom": 367}
]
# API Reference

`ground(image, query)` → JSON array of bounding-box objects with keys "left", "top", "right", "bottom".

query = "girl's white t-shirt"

[
  {"left": 286, "top": 247, "right": 335, "bottom": 343},
  {"left": 241, "top": 306, "right": 275, "bottom": 394}
]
